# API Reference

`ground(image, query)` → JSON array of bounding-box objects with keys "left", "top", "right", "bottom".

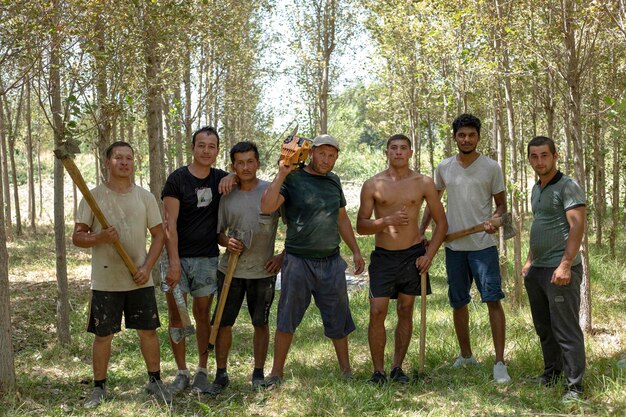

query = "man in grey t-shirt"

[
  {"left": 420, "top": 114, "right": 511, "bottom": 384},
  {"left": 523, "top": 136, "right": 586, "bottom": 402},
  {"left": 209, "top": 141, "right": 282, "bottom": 393}
]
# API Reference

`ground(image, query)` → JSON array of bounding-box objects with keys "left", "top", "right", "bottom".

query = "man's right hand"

[
  {"left": 521, "top": 260, "right": 532, "bottom": 278},
  {"left": 385, "top": 206, "right": 409, "bottom": 226},
  {"left": 227, "top": 237, "right": 244, "bottom": 255}
]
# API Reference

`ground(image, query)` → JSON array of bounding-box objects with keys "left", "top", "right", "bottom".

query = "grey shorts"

[
  {"left": 177, "top": 257, "right": 218, "bottom": 298},
  {"left": 276, "top": 252, "right": 355, "bottom": 339}
]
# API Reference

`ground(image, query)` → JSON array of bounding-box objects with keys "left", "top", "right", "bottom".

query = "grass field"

[{"left": 2, "top": 225, "right": 625, "bottom": 416}]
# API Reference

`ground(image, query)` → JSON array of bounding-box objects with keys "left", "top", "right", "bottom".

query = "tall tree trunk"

[
  {"left": 609, "top": 133, "right": 619, "bottom": 258},
  {"left": 0, "top": 137, "right": 15, "bottom": 392},
  {"left": 25, "top": 76, "right": 36, "bottom": 232},
  {"left": 174, "top": 85, "right": 183, "bottom": 168},
  {"left": 5, "top": 87, "right": 25, "bottom": 237},
  {"left": 591, "top": 75, "right": 604, "bottom": 247},
  {"left": 183, "top": 42, "right": 192, "bottom": 165},
  {"left": 37, "top": 139, "right": 42, "bottom": 218},
  {"left": 51, "top": 0, "right": 71, "bottom": 346},
  {"left": 142, "top": 1, "right": 164, "bottom": 199},
  {"left": 561, "top": 0, "right": 592, "bottom": 331},
  {"left": 0, "top": 102, "right": 12, "bottom": 241},
  {"left": 95, "top": 13, "right": 112, "bottom": 183}
]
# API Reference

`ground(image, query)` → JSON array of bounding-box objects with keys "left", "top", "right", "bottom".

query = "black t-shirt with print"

[{"left": 162, "top": 166, "right": 228, "bottom": 258}]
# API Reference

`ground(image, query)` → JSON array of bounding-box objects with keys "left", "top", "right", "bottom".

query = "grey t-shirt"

[
  {"left": 435, "top": 154, "right": 505, "bottom": 251},
  {"left": 217, "top": 180, "right": 280, "bottom": 278},
  {"left": 529, "top": 172, "right": 585, "bottom": 267}
]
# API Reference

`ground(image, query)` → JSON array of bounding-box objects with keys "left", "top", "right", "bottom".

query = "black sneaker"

[
  {"left": 368, "top": 371, "right": 387, "bottom": 385},
  {"left": 390, "top": 367, "right": 410, "bottom": 384},
  {"left": 206, "top": 373, "right": 230, "bottom": 396}
]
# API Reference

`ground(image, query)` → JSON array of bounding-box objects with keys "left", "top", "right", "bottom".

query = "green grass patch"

[{"left": 3, "top": 224, "right": 625, "bottom": 416}]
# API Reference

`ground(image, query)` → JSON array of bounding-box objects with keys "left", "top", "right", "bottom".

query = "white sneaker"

[
  {"left": 493, "top": 361, "right": 511, "bottom": 384},
  {"left": 452, "top": 355, "right": 478, "bottom": 368}
]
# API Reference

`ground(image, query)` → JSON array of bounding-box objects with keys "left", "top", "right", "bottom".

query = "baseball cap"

[{"left": 312, "top": 134, "right": 340, "bottom": 151}]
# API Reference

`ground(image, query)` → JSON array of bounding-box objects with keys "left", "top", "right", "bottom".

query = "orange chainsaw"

[{"left": 280, "top": 124, "right": 312, "bottom": 171}]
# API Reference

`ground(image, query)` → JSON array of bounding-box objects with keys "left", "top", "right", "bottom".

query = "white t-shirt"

[
  {"left": 76, "top": 184, "right": 162, "bottom": 291},
  {"left": 434, "top": 154, "right": 505, "bottom": 251}
]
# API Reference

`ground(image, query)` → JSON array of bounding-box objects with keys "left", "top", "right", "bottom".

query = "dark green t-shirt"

[
  {"left": 529, "top": 171, "right": 586, "bottom": 267},
  {"left": 280, "top": 168, "right": 346, "bottom": 258}
]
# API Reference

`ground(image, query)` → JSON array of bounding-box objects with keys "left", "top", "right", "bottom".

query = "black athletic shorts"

[
  {"left": 212, "top": 270, "right": 276, "bottom": 327},
  {"left": 87, "top": 287, "right": 160, "bottom": 337},
  {"left": 368, "top": 242, "right": 432, "bottom": 299}
]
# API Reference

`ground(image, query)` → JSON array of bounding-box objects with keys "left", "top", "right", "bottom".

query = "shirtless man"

[{"left": 357, "top": 134, "right": 447, "bottom": 384}]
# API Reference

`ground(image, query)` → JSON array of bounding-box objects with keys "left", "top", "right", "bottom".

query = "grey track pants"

[{"left": 524, "top": 263, "right": 585, "bottom": 392}]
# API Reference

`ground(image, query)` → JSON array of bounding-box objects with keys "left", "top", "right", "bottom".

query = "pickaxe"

[
  {"left": 54, "top": 141, "right": 137, "bottom": 276},
  {"left": 208, "top": 229, "right": 253, "bottom": 347},
  {"left": 445, "top": 213, "right": 516, "bottom": 242},
  {"left": 160, "top": 258, "right": 196, "bottom": 344}
]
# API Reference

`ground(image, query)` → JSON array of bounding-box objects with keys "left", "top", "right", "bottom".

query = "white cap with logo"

[{"left": 312, "top": 134, "right": 340, "bottom": 151}]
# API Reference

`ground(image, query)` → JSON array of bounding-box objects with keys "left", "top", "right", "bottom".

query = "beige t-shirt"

[{"left": 76, "top": 184, "right": 162, "bottom": 291}]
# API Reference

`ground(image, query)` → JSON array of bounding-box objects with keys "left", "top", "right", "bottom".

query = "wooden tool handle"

[
  {"left": 419, "top": 271, "right": 427, "bottom": 374},
  {"left": 209, "top": 253, "right": 239, "bottom": 345},
  {"left": 444, "top": 216, "right": 504, "bottom": 243},
  {"left": 59, "top": 155, "right": 138, "bottom": 276}
]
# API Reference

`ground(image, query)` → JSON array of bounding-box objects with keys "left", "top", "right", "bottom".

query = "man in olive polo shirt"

[{"left": 522, "top": 136, "right": 586, "bottom": 402}]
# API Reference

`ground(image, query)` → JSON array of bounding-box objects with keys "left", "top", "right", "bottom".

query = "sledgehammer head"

[
  {"left": 170, "top": 325, "right": 196, "bottom": 344},
  {"left": 491, "top": 213, "right": 517, "bottom": 240},
  {"left": 53, "top": 139, "right": 82, "bottom": 160}
]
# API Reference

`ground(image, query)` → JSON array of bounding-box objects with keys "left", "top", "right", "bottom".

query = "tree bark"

[
  {"left": 51, "top": 0, "right": 71, "bottom": 346},
  {"left": 0, "top": 101, "right": 12, "bottom": 241},
  {"left": 0, "top": 136, "right": 15, "bottom": 392},
  {"left": 4, "top": 87, "right": 25, "bottom": 237},
  {"left": 25, "top": 76, "right": 36, "bottom": 232}
]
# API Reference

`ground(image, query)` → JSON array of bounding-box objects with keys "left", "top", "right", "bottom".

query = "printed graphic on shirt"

[{"left": 197, "top": 187, "right": 212, "bottom": 207}]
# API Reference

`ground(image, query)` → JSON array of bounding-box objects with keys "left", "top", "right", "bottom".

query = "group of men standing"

[{"left": 73, "top": 113, "right": 587, "bottom": 409}]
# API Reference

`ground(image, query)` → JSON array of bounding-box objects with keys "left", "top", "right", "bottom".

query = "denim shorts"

[
  {"left": 276, "top": 252, "right": 355, "bottom": 339},
  {"left": 178, "top": 257, "right": 218, "bottom": 298},
  {"left": 445, "top": 246, "right": 504, "bottom": 308}
]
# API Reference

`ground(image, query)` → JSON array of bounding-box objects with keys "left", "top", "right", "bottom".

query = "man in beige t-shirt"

[{"left": 73, "top": 141, "right": 169, "bottom": 408}]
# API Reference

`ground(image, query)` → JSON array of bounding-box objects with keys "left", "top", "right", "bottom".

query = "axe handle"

[
  {"left": 419, "top": 271, "right": 427, "bottom": 374},
  {"left": 209, "top": 253, "right": 239, "bottom": 345},
  {"left": 444, "top": 216, "right": 504, "bottom": 243},
  {"left": 58, "top": 155, "right": 138, "bottom": 276}
]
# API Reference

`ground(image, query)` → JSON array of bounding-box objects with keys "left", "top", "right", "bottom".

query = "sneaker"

[
  {"left": 390, "top": 367, "right": 410, "bottom": 384},
  {"left": 261, "top": 374, "right": 282, "bottom": 390},
  {"left": 493, "top": 362, "right": 511, "bottom": 384},
  {"left": 341, "top": 371, "right": 355, "bottom": 381},
  {"left": 252, "top": 376, "right": 265, "bottom": 390},
  {"left": 452, "top": 355, "right": 478, "bottom": 368},
  {"left": 191, "top": 371, "right": 210, "bottom": 393},
  {"left": 146, "top": 379, "right": 172, "bottom": 403},
  {"left": 533, "top": 372, "right": 561, "bottom": 387},
  {"left": 205, "top": 373, "right": 230, "bottom": 396},
  {"left": 562, "top": 390, "right": 582, "bottom": 402},
  {"left": 169, "top": 372, "right": 190, "bottom": 396},
  {"left": 84, "top": 386, "right": 105, "bottom": 409},
  {"left": 368, "top": 370, "right": 387, "bottom": 385}
]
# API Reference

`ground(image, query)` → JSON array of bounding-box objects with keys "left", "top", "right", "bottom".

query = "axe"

[
  {"left": 208, "top": 229, "right": 253, "bottom": 347},
  {"left": 445, "top": 213, "right": 516, "bottom": 242},
  {"left": 54, "top": 141, "right": 138, "bottom": 276},
  {"left": 160, "top": 258, "right": 195, "bottom": 344}
]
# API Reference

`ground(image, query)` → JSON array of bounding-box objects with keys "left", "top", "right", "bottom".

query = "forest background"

[{"left": 0, "top": 0, "right": 625, "bottom": 415}]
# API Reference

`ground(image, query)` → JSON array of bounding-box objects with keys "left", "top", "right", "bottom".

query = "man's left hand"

[
  {"left": 133, "top": 265, "right": 150, "bottom": 286},
  {"left": 551, "top": 263, "right": 572, "bottom": 286},
  {"left": 218, "top": 173, "right": 239, "bottom": 194},
  {"left": 484, "top": 214, "right": 501, "bottom": 234},
  {"left": 353, "top": 253, "right": 365, "bottom": 275},
  {"left": 416, "top": 254, "right": 433, "bottom": 273}
]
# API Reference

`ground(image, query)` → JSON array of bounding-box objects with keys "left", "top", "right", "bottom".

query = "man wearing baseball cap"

[{"left": 259, "top": 133, "right": 365, "bottom": 388}]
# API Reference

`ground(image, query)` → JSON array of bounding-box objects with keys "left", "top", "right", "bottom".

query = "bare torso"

[{"left": 369, "top": 170, "right": 426, "bottom": 250}]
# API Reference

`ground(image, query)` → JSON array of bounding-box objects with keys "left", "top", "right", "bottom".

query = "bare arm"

[
  {"left": 260, "top": 162, "right": 290, "bottom": 214},
  {"left": 416, "top": 180, "right": 448, "bottom": 273},
  {"left": 72, "top": 222, "right": 119, "bottom": 248},
  {"left": 356, "top": 180, "right": 408, "bottom": 235},
  {"left": 484, "top": 191, "right": 508, "bottom": 234},
  {"left": 133, "top": 224, "right": 165, "bottom": 286},
  {"left": 419, "top": 189, "right": 444, "bottom": 236},
  {"left": 551, "top": 206, "right": 585, "bottom": 285},
  {"left": 163, "top": 196, "right": 182, "bottom": 288},
  {"left": 338, "top": 207, "right": 365, "bottom": 274}
]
